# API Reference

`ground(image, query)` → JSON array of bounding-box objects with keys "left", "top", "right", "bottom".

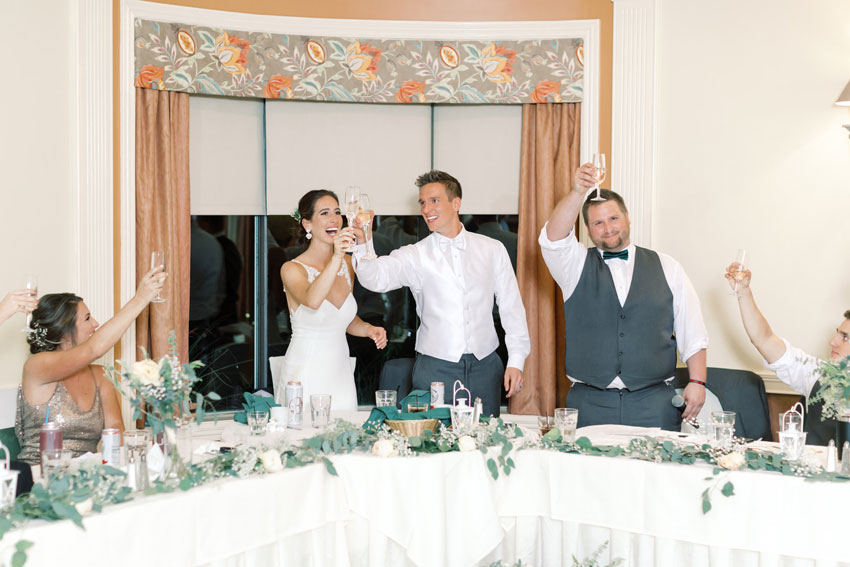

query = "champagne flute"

[
  {"left": 358, "top": 193, "right": 377, "bottom": 260},
  {"left": 151, "top": 251, "right": 166, "bottom": 303},
  {"left": 20, "top": 275, "right": 38, "bottom": 333},
  {"left": 590, "top": 153, "right": 607, "bottom": 201},
  {"left": 344, "top": 186, "right": 361, "bottom": 229},
  {"left": 729, "top": 248, "right": 747, "bottom": 296}
]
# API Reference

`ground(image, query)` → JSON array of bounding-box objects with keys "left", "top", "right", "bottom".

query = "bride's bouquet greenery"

[
  {"left": 107, "top": 331, "right": 219, "bottom": 435},
  {"left": 809, "top": 356, "right": 850, "bottom": 420}
]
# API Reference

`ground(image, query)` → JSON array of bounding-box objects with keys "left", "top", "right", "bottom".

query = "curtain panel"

[
  {"left": 134, "top": 19, "right": 583, "bottom": 105},
  {"left": 510, "top": 103, "right": 581, "bottom": 416},
  {"left": 135, "top": 88, "right": 191, "bottom": 362}
]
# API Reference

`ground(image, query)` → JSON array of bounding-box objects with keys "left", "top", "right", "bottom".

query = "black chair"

[
  {"left": 378, "top": 358, "right": 415, "bottom": 404},
  {"left": 674, "top": 367, "right": 772, "bottom": 441},
  {"left": 799, "top": 382, "right": 836, "bottom": 446}
]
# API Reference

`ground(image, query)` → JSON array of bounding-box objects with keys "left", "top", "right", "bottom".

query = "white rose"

[
  {"left": 371, "top": 439, "right": 395, "bottom": 457},
  {"left": 259, "top": 449, "right": 284, "bottom": 473},
  {"left": 132, "top": 359, "right": 163, "bottom": 386},
  {"left": 75, "top": 497, "right": 94, "bottom": 516},
  {"left": 717, "top": 451, "right": 745, "bottom": 471},
  {"left": 457, "top": 435, "right": 477, "bottom": 452}
]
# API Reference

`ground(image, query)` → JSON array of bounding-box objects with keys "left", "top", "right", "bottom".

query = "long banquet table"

[{"left": 7, "top": 413, "right": 850, "bottom": 567}]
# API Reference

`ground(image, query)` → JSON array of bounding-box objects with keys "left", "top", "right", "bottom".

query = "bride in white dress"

[{"left": 273, "top": 190, "right": 387, "bottom": 410}]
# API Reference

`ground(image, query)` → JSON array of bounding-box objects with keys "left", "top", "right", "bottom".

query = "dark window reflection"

[
  {"left": 189, "top": 216, "right": 255, "bottom": 411},
  {"left": 190, "top": 213, "right": 518, "bottom": 409}
]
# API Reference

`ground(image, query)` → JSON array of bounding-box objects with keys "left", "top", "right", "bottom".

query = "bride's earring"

[{"left": 305, "top": 228, "right": 312, "bottom": 240}]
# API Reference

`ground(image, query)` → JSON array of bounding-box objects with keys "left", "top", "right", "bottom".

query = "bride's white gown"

[{"left": 272, "top": 260, "right": 359, "bottom": 411}]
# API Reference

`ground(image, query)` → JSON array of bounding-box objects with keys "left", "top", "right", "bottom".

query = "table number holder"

[{"left": 0, "top": 441, "right": 20, "bottom": 509}]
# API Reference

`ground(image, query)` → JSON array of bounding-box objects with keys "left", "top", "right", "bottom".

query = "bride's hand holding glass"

[{"left": 333, "top": 227, "right": 357, "bottom": 257}]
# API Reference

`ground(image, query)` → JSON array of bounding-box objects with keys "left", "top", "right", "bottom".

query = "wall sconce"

[{"left": 837, "top": 80, "right": 850, "bottom": 138}]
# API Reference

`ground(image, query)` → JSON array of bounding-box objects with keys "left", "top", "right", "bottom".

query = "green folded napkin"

[
  {"left": 234, "top": 392, "right": 280, "bottom": 424},
  {"left": 363, "top": 390, "right": 452, "bottom": 429}
]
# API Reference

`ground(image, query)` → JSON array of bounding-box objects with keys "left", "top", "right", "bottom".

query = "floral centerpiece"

[
  {"left": 107, "top": 332, "right": 219, "bottom": 479},
  {"left": 809, "top": 357, "right": 850, "bottom": 420}
]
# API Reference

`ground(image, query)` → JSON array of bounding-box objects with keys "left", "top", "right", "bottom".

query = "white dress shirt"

[
  {"left": 764, "top": 338, "right": 820, "bottom": 397},
  {"left": 538, "top": 223, "right": 709, "bottom": 387},
  {"left": 353, "top": 228, "right": 530, "bottom": 371}
]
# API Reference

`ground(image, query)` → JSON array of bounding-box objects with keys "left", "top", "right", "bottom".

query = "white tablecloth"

[{"left": 7, "top": 415, "right": 850, "bottom": 567}]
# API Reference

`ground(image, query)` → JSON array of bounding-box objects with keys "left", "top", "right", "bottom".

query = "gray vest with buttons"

[{"left": 563, "top": 246, "right": 676, "bottom": 390}]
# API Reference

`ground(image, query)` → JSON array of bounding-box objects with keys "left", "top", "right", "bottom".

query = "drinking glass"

[
  {"left": 345, "top": 186, "right": 361, "bottom": 232},
  {"left": 711, "top": 411, "right": 736, "bottom": 448},
  {"left": 590, "top": 153, "right": 607, "bottom": 201},
  {"left": 310, "top": 394, "right": 332, "bottom": 428},
  {"left": 538, "top": 416, "right": 555, "bottom": 436},
  {"left": 375, "top": 390, "right": 397, "bottom": 408},
  {"left": 41, "top": 448, "right": 72, "bottom": 481},
  {"left": 554, "top": 408, "right": 579, "bottom": 443},
  {"left": 151, "top": 251, "right": 167, "bottom": 303},
  {"left": 246, "top": 410, "right": 270, "bottom": 436},
  {"left": 20, "top": 275, "right": 38, "bottom": 333},
  {"left": 728, "top": 249, "right": 748, "bottom": 296},
  {"left": 358, "top": 193, "right": 377, "bottom": 260}
]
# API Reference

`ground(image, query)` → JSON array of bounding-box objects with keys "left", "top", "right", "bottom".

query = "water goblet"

[
  {"left": 41, "top": 448, "right": 72, "bottom": 482},
  {"left": 711, "top": 411, "right": 736, "bottom": 449}
]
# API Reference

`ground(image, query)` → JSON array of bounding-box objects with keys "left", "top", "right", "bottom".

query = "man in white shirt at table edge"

[
  {"left": 351, "top": 170, "right": 530, "bottom": 417},
  {"left": 539, "top": 162, "right": 709, "bottom": 431}
]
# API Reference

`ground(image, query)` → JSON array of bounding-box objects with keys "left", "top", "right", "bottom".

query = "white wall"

[
  {"left": 0, "top": 1, "right": 77, "bottom": 394},
  {"left": 655, "top": 0, "right": 850, "bottom": 373}
]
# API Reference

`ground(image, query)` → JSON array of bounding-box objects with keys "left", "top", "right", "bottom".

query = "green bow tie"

[{"left": 602, "top": 249, "right": 628, "bottom": 261}]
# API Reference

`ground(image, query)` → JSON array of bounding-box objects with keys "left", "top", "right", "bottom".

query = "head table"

[{"left": 5, "top": 412, "right": 849, "bottom": 567}]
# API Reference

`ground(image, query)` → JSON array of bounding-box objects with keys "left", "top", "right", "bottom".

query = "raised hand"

[
  {"left": 136, "top": 265, "right": 167, "bottom": 304},
  {"left": 0, "top": 290, "right": 39, "bottom": 325},
  {"left": 724, "top": 262, "right": 751, "bottom": 295},
  {"left": 333, "top": 227, "right": 357, "bottom": 257},
  {"left": 573, "top": 162, "right": 598, "bottom": 194}
]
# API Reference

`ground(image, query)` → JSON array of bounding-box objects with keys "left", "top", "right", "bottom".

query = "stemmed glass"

[
  {"left": 358, "top": 193, "right": 377, "bottom": 260},
  {"left": 344, "top": 186, "right": 361, "bottom": 233},
  {"left": 20, "top": 275, "right": 38, "bottom": 333},
  {"left": 729, "top": 249, "right": 747, "bottom": 296},
  {"left": 590, "top": 153, "right": 607, "bottom": 201},
  {"left": 151, "top": 251, "right": 166, "bottom": 303}
]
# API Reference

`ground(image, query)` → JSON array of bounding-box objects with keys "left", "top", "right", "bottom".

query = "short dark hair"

[
  {"left": 415, "top": 170, "right": 462, "bottom": 200},
  {"left": 28, "top": 293, "right": 83, "bottom": 354},
  {"left": 296, "top": 189, "right": 339, "bottom": 245},
  {"left": 844, "top": 310, "right": 850, "bottom": 320},
  {"left": 581, "top": 189, "right": 628, "bottom": 225}
]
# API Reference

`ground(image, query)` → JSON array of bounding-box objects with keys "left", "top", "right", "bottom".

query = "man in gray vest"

[{"left": 539, "top": 163, "right": 708, "bottom": 430}]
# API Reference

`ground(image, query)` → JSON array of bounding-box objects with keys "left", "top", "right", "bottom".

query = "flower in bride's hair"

[
  {"left": 291, "top": 208, "right": 301, "bottom": 222},
  {"left": 131, "top": 358, "right": 163, "bottom": 387},
  {"left": 28, "top": 321, "right": 48, "bottom": 347}
]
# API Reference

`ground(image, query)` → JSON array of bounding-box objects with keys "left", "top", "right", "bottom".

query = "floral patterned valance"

[{"left": 134, "top": 19, "right": 584, "bottom": 104}]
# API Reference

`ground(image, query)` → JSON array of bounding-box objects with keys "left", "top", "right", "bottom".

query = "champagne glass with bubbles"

[
  {"left": 729, "top": 249, "right": 747, "bottom": 296},
  {"left": 345, "top": 187, "right": 361, "bottom": 233},
  {"left": 590, "top": 154, "right": 607, "bottom": 201},
  {"left": 359, "top": 193, "right": 377, "bottom": 260},
  {"left": 20, "top": 275, "right": 38, "bottom": 333},
  {"left": 151, "top": 251, "right": 166, "bottom": 303}
]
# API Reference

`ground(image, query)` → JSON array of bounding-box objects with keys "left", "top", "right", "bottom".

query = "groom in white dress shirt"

[{"left": 353, "top": 171, "right": 530, "bottom": 417}]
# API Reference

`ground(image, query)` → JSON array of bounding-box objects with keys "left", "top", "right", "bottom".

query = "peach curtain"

[
  {"left": 135, "top": 87, "right": 191, "bottom": 361},
  {"left": 509, "top": 103, "right": 581, "bottom": 416}
]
